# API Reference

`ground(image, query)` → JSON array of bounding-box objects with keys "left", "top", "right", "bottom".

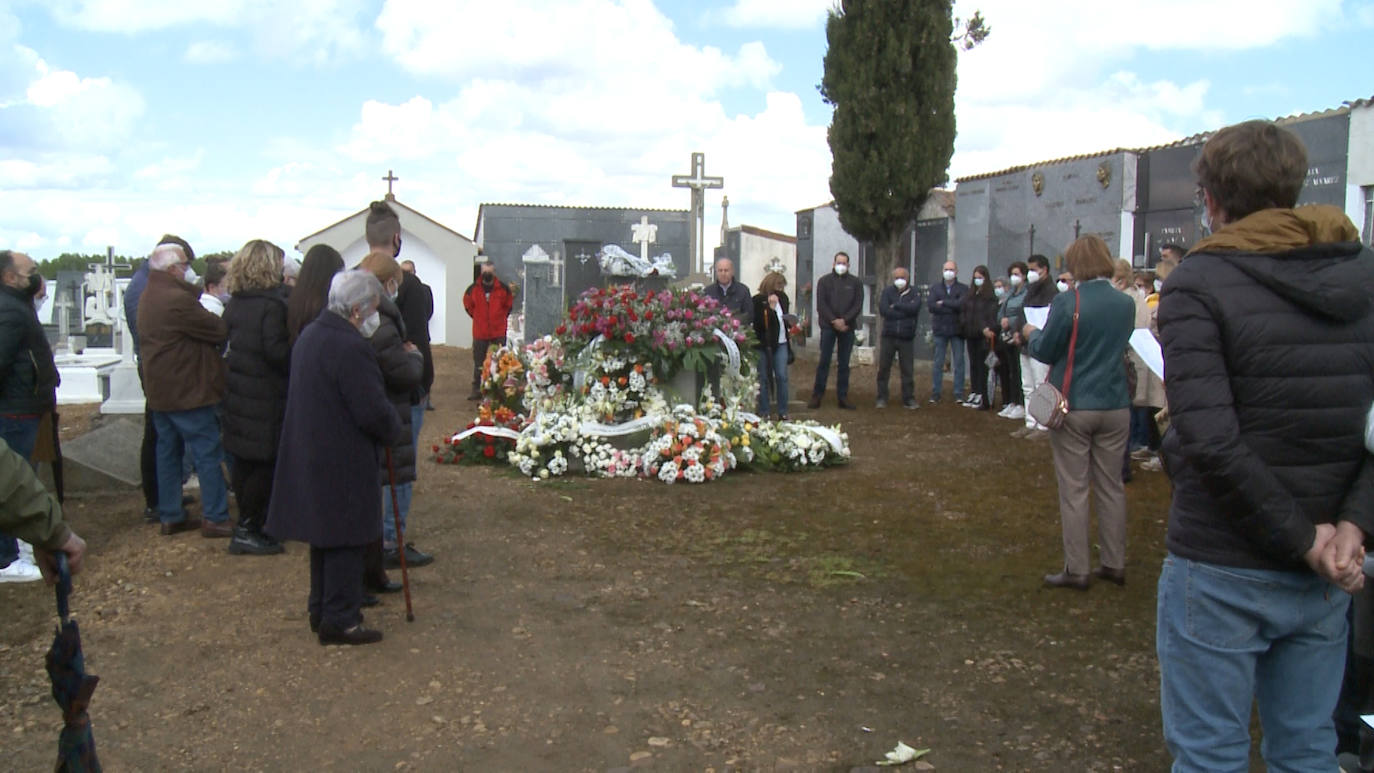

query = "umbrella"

[{"left": 45, "top": 553, "right": 101, "bottom": 772}]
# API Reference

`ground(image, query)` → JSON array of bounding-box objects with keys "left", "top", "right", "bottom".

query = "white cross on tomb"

[{"left": 631, "top": 215, "right": 658, "bottom": 261}]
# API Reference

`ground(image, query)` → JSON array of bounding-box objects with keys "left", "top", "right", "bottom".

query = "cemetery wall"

[{"left": 1346, "top": 102, "right": 1374, "bottom": 243}]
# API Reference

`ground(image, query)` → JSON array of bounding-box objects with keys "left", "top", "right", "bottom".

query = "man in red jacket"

[{"left": 462, "top": 258, "right": 513, "bottom": 400}]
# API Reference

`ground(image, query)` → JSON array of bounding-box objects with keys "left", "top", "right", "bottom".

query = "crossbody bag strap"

[{"left": 1061, "top": 288, "right": 1081, "bottom": 406}]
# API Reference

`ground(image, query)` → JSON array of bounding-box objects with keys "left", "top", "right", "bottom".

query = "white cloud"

[
  {"left": 715, "top": 0, "right": 835, "bottom": 29},
  {"left": 1, "top": 45, "right": 145, "bottom": 153},
  {"left": 184, "top": 40, "right": 238, "bottom": 64},
  {"left": 45, "top": 0, "right": 369, "bottom": 63}
]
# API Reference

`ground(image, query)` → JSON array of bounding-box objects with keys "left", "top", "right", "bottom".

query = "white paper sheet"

[
  {"left": 1362, "top": 713, "right": 1374, "bottom": 730},
  {"left": 1130, "top": 329, "right": 1164, "bottom": 380},
  {"left": 1024, "top": 306, "right": 1049, "bottom": 329}
]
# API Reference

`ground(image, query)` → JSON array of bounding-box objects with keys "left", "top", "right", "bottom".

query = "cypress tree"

[{"left": 821, "top": 1, "right": 984, "bottom": 282}]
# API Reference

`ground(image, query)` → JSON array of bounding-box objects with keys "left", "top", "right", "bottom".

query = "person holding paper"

[
  {"left": 1154, "top": 119, "right": 1374, "bottom": 772},
  {"left": 1012, "top": 254, "right": 1058, "bottom": 438},
  {"left": 1022, "top": 235, "right": 1135, "bottom": 591}
]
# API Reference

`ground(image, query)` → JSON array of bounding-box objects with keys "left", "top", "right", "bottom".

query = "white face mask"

[
  {"left": 994, "top": 287, "right": 1007, "bottom": 299},
  {"left": 943, "top": 270, "right": 956, "bottom": 282},
  {"left": 973, "top": 276, "right": 985, "bottom": 287},
  {"left": 1009, "top": 274, "right": 1023, "bottom": 287},
  {"left": 834, "top": 263, "right": 848, "bottom": 276},
  {"left": 1026, "top": 270, "right": 1041, "bottom": 284},
  {"left": 1056, "top": 281, "right": 1070, "bottom": 293},
  {"left": 387, "top": 281, "right": 399, "bottom": 301},
  {"left": 1154, "top": 279, "right": 1163, "bottom": 292},
  {"left": 893, "top": 278, "right": 908, "bottom": 290},
  {"left": 359, "top": 310, "right": 381, "bottom": 338},
  {"left": 183, "top": 265, "right": 199, "bottom": 285}
]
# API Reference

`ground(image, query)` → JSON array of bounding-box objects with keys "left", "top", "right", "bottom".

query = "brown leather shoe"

[
  {"left": 806, "top": 395, "right": 821, "bottom": 410},
  {"left": 160, "top": 518, "right": 202, "bottom": 536},
  {"left": 1092, "top": 566, "right": 1126, "bottom": 586},
  {"left": 200, "top": 521, "right": 233, "bottom": 538},
  {"left": 1043, "top": 571, "right": 1090, "bottom": 590}
]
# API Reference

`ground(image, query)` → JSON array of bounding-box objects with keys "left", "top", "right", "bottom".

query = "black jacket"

[
  {"left": 222, "top": 288, "right": 291, "bottom": 461},
  {"left": 927, "top": 280, "right": 967, "bottom": 337},
  {"left": 751, "top": 291, "right": 790, "bottom": 351},
  {"left": 1017, "top": 277, "right": 1058, "bottom": 330},
  {"left": 706, "top": 281, "right": 753, "bottom": 326},
  {"left": 372, "top": 296, "right": 423, "bottom": 485},
  {"left": 959, "top": 286, "right": 999, "bottom": 341},
  {"left": 815, "top": 271, "right": 864, "bottom": 330},
  {"left": 878, "top": 285, "right": 922, "bottom": 340},
  {"left": 396, "top": 272, "right": 435, "bottom": 394},
  {"left": 1158, "top": 207, "right": 1374, "bottom": 572},
  {"left": 0, "top": 284, "right": 58, "bottom": 415},
  {"left": 265, "top": 311, "right": 402, "bottom": 548}
]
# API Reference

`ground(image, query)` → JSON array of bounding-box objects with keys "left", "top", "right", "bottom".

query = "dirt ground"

[{"left": 2, "top": 345, "right": 1179, "bottom": 771}]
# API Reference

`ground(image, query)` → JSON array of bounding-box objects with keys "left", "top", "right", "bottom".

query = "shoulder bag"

[{"left": 1027, "top": 289, "right": 1080, "bottom": 430}]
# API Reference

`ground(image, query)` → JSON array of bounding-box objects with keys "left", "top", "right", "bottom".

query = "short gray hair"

[
  {"left": 282, "top": 258, "right": 301, "bottom": 280},
  {"left": 327, "top": 269, "right": 382, "bottom": 317},
  {"left": 149, "top": 243, "right": 185, "bottom": 271}
]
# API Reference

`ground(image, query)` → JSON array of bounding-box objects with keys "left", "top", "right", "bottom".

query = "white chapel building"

[{"left": 296, "top": 190, "right": 478, "bottom": 348}]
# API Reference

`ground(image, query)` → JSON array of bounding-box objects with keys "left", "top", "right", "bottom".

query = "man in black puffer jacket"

[
  {"left": 0, "top": 249, "right": 59, "bottom": 574},
  {"left": 875, "top": 267, "right": 921, "bottom": 409},
  {"left": 1155, "top": 119, "right": 1374, "bottom": 772}
]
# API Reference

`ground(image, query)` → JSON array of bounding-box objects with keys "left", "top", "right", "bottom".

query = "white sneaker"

[
  {"left": 1005, "top": 405, "right": 1025, "bottom": 420},
  {"left": 1140, "top": 455, "right": 1163, "bottom": 472},
  {"left": 996, "top": 405, "right": 1013, "bottom": 418},
  {"left": 0, "top": 557, "right": 43, "bottom": 583}
]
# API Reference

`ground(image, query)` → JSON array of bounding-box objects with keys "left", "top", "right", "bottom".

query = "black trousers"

[
  {"left": 309, "top": 545, "right": 365, "bottom": 631},
  {"left": 967, "top": 336, "right": 992, "bottom": 405},
  {"left": 471, "top": 337, "right": 502, "bottom": 393},
  {"left": 995, "top": 342, "right": 1022, "bottom": 406},
  {"left": 875, "top": 337, "right": 914, "bottom": 403},
  {"left": 231, "top": 458, "right": 275, "bottom": 532}
]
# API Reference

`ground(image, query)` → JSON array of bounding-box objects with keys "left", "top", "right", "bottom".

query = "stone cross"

[
  {"left": 383, "top": 169, "right": 399, "bottom": 200},
  {"left": 630, "top": 215, "right": 658, "bottom": 262},
  {"left": 53, "top": 291, "right": 75, "bottom": 345},
  {"left": 671, "top": 152, "right": 724, "bottom": 275}
]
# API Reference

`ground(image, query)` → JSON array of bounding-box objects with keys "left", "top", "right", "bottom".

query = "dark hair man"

[
  {"left": 807, "top": 251, "right": 863, "bottom": 410},
  {"left": 1155, "top": 119, "right": 1374, "bottom": 771}
]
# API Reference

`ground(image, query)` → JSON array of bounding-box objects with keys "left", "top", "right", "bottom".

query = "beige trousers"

[{"left": 1048, "top": 409, "right": 1129, "bottom": 575}]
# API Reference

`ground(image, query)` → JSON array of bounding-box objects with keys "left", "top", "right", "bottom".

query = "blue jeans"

[
  {"left": 153, "top": 407, "right": 229, "bottom": 524},
  {"left": 382, "top": 401, "right": 425, "bottom": 549},
  {"left": 812, "top": 327, "right": 855, "bottom": 400},
  {"left": 930, "top": 334, "right": 965, "bottom": 400},
  {"left": 1157, "top": 554, "right": 1349, "bottom": 772},
  {"left": 756, "top": 346, "right": 790, "bottom": 416},
  {"left": 0, "top": 416, "right": 41, "bottom": 566}
]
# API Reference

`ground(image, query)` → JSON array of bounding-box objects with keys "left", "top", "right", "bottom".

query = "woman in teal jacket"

[{"left": 1024, "top": 236, "right": 1135, "bottom": 590}]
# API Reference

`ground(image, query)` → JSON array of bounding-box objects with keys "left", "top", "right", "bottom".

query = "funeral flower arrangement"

[{"left": 437, "top": 286, "right": 850, "bottom": 483}]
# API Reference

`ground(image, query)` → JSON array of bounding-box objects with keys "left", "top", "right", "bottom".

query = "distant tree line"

[{"left": 36, "top": 250, "right": 234, "bottom": 279}]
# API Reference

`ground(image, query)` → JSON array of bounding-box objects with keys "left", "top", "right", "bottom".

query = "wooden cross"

[{"left": 383, "top": 169, "right": 399, "bottom": 200}]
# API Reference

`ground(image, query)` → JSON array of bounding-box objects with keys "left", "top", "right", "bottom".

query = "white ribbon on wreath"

[
  {"left": 571, "top": 334, "right": 606, "bottom": 392},
  {"left": 579, "top": 415, "right": 662, "bottom": 438},
  {"left": 450, "top": 425, "right": 523, "bottom": 444},
  {"left": 712, "top": 328, "right": 741, "bottom": 377}
]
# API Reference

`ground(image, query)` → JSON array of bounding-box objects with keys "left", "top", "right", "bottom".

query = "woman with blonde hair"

[
  {"left": 222, "top": 239, "right": 290, "bottom": 555},
  {"left": 751, "top": 271, "right": 792, "bottom": 419},
  {"left": 1023, "top": 234, "right": 1136, "bottom": 589}
]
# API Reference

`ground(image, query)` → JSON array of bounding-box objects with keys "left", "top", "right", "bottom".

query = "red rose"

[
  {"left": 624, "top": 333, "right": 635, "bottom": 344},
  {"left": 483, "top": 445, "right": 496, "bottom": 458},
  {"left": 556, "top": 325, "right": 567, "bottom": 335},
  {"left": 644, "top": 311, "right": 654, "bottom": 321}
]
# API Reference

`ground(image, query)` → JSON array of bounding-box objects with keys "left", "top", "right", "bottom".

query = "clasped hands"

[{"left": 1305, "top": 522, "right": 1367, "bottom": 593}]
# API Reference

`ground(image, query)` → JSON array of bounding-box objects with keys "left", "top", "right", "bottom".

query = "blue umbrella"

[{"left": 45, "top": 553, "right": 101, "bottom": 772}]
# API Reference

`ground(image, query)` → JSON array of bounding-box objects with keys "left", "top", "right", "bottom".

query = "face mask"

[
  {"left": 834, "top": 264, "right": 848, "bottom": 276},
  {"left": 217, "top": 291, "right": 231, "bottom": 303},
  {"left": 183, "top": 265, "right": 199, "bottom": 285},
  {"left": 1027, "top": 270, "right": 1041, "bottom": 284},
  {"left": 1200, "top": 208, "right": 1213, "bottom": 236},
  {"left": 24, "top": 273, "right": 41, "bottom": 297},
  {"left": 973, "top": 277, "right": 985, "bottom": 288},
  {"left": 994, "top": 287, "right": 1007, "bottom": 299},
  {"left": 1056, "top": 281, "right": 1070, "bottom": 293},
  {"left": 1009, "top": 274, "right": 1023, "bottom": 287},
  {"left": 893, "top": 278, "right": 908, "bottom": 290},
  {"left": 359, "top": 311, "right": 381, "bottom": 338},
  {"left": 942, "top": 270, "right": 955, "bottom": 282},
  {"left": 33, "top": 296, "right": 44, "bottom": 312},
  {"left": 481, "top": 273, "right": 494, "bottom": 286},
  {"left": 1154, "top": 279, "right": 1163, "bottom": 292}
]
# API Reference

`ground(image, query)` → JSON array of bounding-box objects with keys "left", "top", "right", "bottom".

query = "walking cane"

[{"left": 383, "top": 448, "right": 415, "bottom": 622}]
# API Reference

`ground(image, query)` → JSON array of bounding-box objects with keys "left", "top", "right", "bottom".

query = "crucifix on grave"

[
  {"left": 630, "top": 215, "right": 658, "bottom": 262},
  {"left": 671, "top": 152, "right": 725, "bottom": 275},
  {"left": 383, "top": 169, "right": 399, "bottom": 201},
  {"left": 84, "top": 246, "right": 131, "bottom": 331}
]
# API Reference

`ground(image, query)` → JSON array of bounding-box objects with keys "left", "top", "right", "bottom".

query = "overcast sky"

[{"left": 3, "top": 0, "right": 1372, "bottom": 260}]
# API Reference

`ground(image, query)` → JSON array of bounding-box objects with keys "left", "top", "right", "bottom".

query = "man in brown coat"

[{"left": 136, "top": 241, "right": 232, "bottom": 537}]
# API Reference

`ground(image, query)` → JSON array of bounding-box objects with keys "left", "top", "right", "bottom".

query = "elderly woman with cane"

[{"left": 266, "top": 271, "right": 402, "bottom": 645}]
